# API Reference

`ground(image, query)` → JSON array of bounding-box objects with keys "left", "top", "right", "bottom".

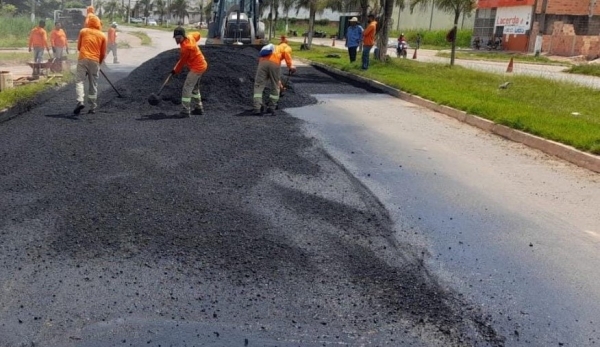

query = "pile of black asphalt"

[{"left": 0, "top": 46, "right": 505, "bottom": 346}]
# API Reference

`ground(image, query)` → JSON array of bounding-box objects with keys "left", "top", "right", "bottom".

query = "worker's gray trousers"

[
  {"left": 75, "top": 58, "right": 99, "bottom": 110},
  {"left": 181, "top": 71, "right": 203, "bottom": 114},
  {"left": 53, "top": 47, "right": 65, "bottom": 60},
  {"left": 33, "top": 47, "right": 45, "bottom": 64},
  {"left": 253, "top": 61, "right": 280, "bottom": 110},
  {"left": 106, "top": 43, "right": 118, "bottom": 62}
]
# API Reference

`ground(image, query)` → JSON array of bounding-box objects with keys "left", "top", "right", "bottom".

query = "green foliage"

[
  {"left": 566, "top": 64, "right": 600, "bottom": 78},
  {"left": 0, "top": 81, "right": 49, "bottom": 110},
  {"left": 0, "top": 4, "right": 18, "bottom": 16},
  {"left": 65, "top": 1, "right": 86, "bottom": 8},
  {"left": 292, "top": 43, "right": 600, "bottom": 154},
  {"left": 0, "top": 15, "right": 42, "bottom": 47},
  {"left": 390, "top": 29, "right": 471, "bottom": 48}
]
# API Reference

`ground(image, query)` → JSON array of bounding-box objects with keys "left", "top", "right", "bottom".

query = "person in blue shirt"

[{"left": 344, "top": 17, "right": 363, "bottom": 63}]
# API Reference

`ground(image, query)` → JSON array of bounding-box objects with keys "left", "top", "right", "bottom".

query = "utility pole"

[{"left": 128, "top": 0, "right": 131, "bottom": 23}]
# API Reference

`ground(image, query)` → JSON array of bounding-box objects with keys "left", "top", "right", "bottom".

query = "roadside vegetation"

[
  {"left": 566, "top": 64, "right": 600, "bottom": 77},
  {"left": 436, "top": 50, "right": 568, "bottom": 66},
  {"left": 127, "top": 31, "right": 152, "bottom": 45},
  {"left": 292, "top": 43, "right": 600, "bottom": 155}
]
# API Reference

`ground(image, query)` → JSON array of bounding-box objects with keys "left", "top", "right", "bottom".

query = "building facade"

[{"left": 475, "top": 0, "right": 600, "bottom": 58}]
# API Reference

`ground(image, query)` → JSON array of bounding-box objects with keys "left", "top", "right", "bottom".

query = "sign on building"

[
  {"left": 478, "top": 0, "right": 535, "bottom": 8},
  {"left": 496, "top": 5, "right": 532, "bottom": 35}
]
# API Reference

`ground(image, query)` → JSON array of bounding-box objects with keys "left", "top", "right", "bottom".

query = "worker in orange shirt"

[
  {"left": 106, "top": 22, "right": 119, "bottom": 64},
  {"left": 50, "top": 22, "right": 69, "bottom": 61},
  {"left": 171, "top": 26, "right": 208, "bottom": 118},
  {"left": 28, "top": 20, "right": 51, "bottom": 64},
  {"left": 83, "top": 6, "right": 100, "bottom": 28},
  {"left": 277, "top": 35, "right": 292, "bottom": 96},
  {"left": 361, "top": 14, "right": 377, "bottom": 70},
  {"left": 73, "top": 15, "right": 107, "bottom": 116},
  {"left": 253, "top": 40, "right": 296, "bottom": 115}
]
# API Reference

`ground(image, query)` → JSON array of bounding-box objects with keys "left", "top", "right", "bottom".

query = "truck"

[
  {"left": 206, "top": 0, "right": 266, "bottom": 46},
  {"left": 53, "top": 8, "right": 87, "bottom": 41}
]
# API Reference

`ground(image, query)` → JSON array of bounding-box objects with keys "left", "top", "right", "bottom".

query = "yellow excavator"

[{"left": 205, "top": 0, "right": 267, "bottom": 46}]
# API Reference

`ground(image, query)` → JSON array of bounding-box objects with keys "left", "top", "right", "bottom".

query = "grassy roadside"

[
  {"left": 291, "top": 43, "right": 600, "bottom": 155},
  {"left": 566, "top": 64, "right": 600, "bottom": 77},
  {"left": 0, "top": 71, "right": 74, "bottom": 110},
  {"left": 128, "top": 31, "right": 152, "bottom": 45},
  {"left": 436, "top": 50, "right": 570, "bottom": 66}
]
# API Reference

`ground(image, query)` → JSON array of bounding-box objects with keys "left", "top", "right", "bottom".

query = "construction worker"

[
  {"left": 106, "top": 22, "right": 119, "bottom": 64},
  {"left": 50, "top": 22, "right": 69, "bottom": 62},
  {"left": 253, "top": 41, "right": 296, "bottom": 115},
  {"left": 28, "top": 20, "right": 51, "bottom": 64},
  {"left": 171, "top": 26, "right": 208, "bottom": 118},
  {"left": 361, "top": 14, "right": 377, "bottom": 70},
  {"left": 73, "top": 15, "right": 107, "bottom": 116},
  {"left": 345, "top": 17, "right": 363, "bottom": 63},
  {"left": 277, "top": 35, "right": 292, "bottom": 94},
  {"left": 84, "top": 6, "right": 100, "bottom": 28}
]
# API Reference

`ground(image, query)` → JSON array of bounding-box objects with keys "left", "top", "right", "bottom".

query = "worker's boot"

[
  {"left": 191, "top": 106, "right": 204, "bottom": 116},
  {"left": 73, "top": 101, "right": 85, "bottom": 115},
  {"left": 178, "top": 110, "right": 190, "bottom": 118},
  {"left": 113, "top": 59, "right": 119, "bottom": 64}
]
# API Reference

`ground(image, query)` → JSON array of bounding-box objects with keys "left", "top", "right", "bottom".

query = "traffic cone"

[
  {"left": 506, "top": 57, "right": 514, "bottom": 73},
  {"left": 412, "top": 49, "right": 417, "bottom": 59},
  {"left": 332, "top": 37, "right": 335, "bottom": 47}
]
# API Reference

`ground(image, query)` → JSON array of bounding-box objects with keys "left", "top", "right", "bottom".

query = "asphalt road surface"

[{"left": 1, "top": 28, "right": 599, "bottom": 347}]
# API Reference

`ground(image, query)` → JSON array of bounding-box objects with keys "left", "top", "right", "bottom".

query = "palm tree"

[
  {"left": 374, "top": 0, "right": 405, "bottom": 61},
  {"left": 281, "top": 0, "right": 294, "bottom": 34},
  {"left": 95, "top": 0, "right": 104, "bottom": 18},
  {"left": 170, "top": 0, "right": 188, "bottom": 24},
  {"left": 155, "top": 0, "right": 166, "bottom": 23},
  {"left": 105, "top": 0, "right": 119, "bottom": 22},
  {"left": 410, "top": 0, "right": 475, "bottom": 65},
  {"left": 295, "top": 0, "right": 327, "bottom": 48},
  {"left": 138, "top": 0, "right": 153, "bottom": 23}
]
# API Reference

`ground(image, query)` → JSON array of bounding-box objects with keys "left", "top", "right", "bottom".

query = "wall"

[
  {"left": 536, "top": 0, "right": 600, "bottom": 16},
  {"left": 540, "top": 21, "right": 600, "bottom": 58}
]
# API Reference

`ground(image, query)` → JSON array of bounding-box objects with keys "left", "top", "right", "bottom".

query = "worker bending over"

[
  {"left": 253, "top": 41, "right": 296, "bottom": 115},
  {"left": 73, "top": 15, "right": 107, "bottom": 115},
  {"left": 28, "top": 20, "right": 50, "bottom": 64},
  {"left": 106, "top": 22, "right": 119, "bottom": 64},
  {"left": 50, "top": 22, "right": 69, "bottom": 62},
  {"left": 171, "top": 26, "right": 208, "bottom": 118}
]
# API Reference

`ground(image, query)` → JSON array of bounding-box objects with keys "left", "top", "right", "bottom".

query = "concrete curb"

[{"left": 308, "top": 61, "right": 600, "bottom": 174}]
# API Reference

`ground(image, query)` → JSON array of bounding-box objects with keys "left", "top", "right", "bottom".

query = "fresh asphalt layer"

[{"left": 0, "top": 47, "right": 506, "bottom": 346}]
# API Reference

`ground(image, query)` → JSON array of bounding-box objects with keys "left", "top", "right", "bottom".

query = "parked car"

[
  {"left": 130, "top": 17, "right": 143, "bottom": 23},
  {"left": 147, "top": 18, "right": 157, "bottom": 26}
]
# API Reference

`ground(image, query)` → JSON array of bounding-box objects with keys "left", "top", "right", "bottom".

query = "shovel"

[{"left": 148, "top": 73, "right": 173, "bottom": 106}]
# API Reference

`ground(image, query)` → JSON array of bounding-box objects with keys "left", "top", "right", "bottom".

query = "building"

[{"left": 475, "top": 0, "right": 600, "bottom": 58}]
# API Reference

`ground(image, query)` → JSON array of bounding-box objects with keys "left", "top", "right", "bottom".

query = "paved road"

[
  {"left": 288, "top": 93, "right": 600, "bottom": 346},
  {"left": 1, "top": 27, "right": 599, "bottom": 346}
]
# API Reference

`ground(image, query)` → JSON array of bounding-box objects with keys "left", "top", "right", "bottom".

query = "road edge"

[{"left": 308, "top": 61, "right": 600, "bottom": 174}]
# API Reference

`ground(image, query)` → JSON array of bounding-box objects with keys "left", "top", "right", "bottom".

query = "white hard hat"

[{"left": 349, "top": 17, "right": 358, "bottom": 22}]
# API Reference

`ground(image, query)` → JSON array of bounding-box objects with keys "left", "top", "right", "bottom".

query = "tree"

[
  {"left": 105, "top": 0, "right": 119, "bottom": 22},
  {"left": 138, "top": 0, "right": 153, "bottom": 21},
  {"left": 374, "top": 0, "right": 404, "bottom": 61},
  {"left": 410, "top": 0, "right": 475, "bottom": 65},
  {"left": 155, "top": 0, "right": 165, "bottom": 23},
  {"left": 170, "top": 0, "right": 188, "bottom": 24},
  {"left": 95, "top": 0, "right": 104, "bottom": 18},
  {"left": 281, "top": 0, "right": 294, "bottom": 34},
  {"left": 295, "top": 0, "right": 326, "bottom": 48}
]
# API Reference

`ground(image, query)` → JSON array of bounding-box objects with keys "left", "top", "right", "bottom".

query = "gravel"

[{"left": 0, "top": 46, "right": 505, "bottom": 346}]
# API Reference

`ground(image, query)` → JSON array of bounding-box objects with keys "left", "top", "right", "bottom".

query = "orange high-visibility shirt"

[
  {"left": 107, "top": 27, "right": 117, "bottom": 45},
  {"left": 363, "top": 21, "right": 377, "bottom": 46},
  {"left": 173, "top": 33, "right": 208, "bottom": 74},
  {"left": 50, "top": 28, "right": 67, "bottom": 48},
  {"left": 29, "top": 27, "right": 49, "bottom": 49},
  {"left": 258, "top": 43, "right": 293, "bottom": 69},
  {"left": 77, "top": 16, "right": 107, "bottom": 64}
]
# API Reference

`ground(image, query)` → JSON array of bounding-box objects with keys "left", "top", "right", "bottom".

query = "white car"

[{"left": 147, "top": 18, "right": 157, "bottom": 26}]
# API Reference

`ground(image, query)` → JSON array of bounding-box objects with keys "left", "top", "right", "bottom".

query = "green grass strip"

[
  {"left": 292, "top": 43, "right": 600, "bottom": 155},
  {"left": 129, "top": 31, "right": 152, "bottom": 46}
]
